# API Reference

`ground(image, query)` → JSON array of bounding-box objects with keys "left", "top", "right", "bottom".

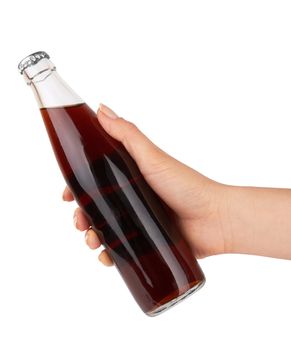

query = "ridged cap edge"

[{"left": 18, "top": 51, "right": 50, "bottom": 74}]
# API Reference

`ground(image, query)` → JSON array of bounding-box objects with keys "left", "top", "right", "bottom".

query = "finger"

[
  {"left": 85, "top": 228, "right": 101, "bottom": 249},
  {"left": 63, "top": 186, "right": 74, "bottom": 201},
  {"left": 73, "top": 207, "right": 90, "bottom": 231},
  {"left": 98, "top": 249, "right": 114, "bottom": 267},
  {"left": 97, "top": 104, "right": 171, "bottom": 176}
]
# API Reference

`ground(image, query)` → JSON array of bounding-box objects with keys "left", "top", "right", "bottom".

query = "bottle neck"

[{"left": 22, "top": 58, "right": 84, "bottom": 108}]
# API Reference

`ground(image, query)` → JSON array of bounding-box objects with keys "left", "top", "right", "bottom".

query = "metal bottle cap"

[{"left": 18, "top": 51, "right": 50, "bottom": 74}]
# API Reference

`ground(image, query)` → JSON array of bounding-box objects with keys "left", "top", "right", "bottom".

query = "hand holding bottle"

[
  {"left": 63, "top": 103, "right": 228, "bottom": 265},
  {"left": 65, "top": 103, "right": 291, "bottom": 264}
]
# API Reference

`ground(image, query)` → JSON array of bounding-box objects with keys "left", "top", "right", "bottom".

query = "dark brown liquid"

[{"left": 41, "top": 103, "right": 205, "bottom": 314}]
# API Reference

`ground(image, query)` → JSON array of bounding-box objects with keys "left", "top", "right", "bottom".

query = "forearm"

[{"left": 225, "top": 186, "right": 291, "bottom": 259}]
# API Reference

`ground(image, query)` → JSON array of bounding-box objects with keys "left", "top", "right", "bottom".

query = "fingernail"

[
  {"left": 85, "top": 229, "right": 100, "bottom": 249},
  {"left": 73, "top": 215, "right": 78, "bottom": 228},
  {"left": 99, "top": 103, "right": 119, "bottom": 119}
]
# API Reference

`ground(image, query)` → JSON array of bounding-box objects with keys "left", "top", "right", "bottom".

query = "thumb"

[
  {"left": 97, "top": 104, "right": 211, "bottom": 218},
  {"left": 97, "top": 104, "right": 171, "bottom": 176}
]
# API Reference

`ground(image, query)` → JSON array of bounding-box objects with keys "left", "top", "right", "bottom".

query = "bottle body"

[
  {"left": 41, "top": 103, "right": 205, "bottom": 315},
  {"left": 19, "top": 52, "right": 205, "bottom": 315}
]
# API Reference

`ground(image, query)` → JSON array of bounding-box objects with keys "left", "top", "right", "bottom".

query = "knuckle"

[
  {"left": 121, "top": 121, "right": 139, "bottom": 147},
  {"left": 126, "top": 121, "right": 138, "bottom": 133},
  {"left": 104, "top": 120, "right": 113, "bottom": 135}
]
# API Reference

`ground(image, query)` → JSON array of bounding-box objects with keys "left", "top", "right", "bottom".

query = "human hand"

[{"left": 63, "top": 103, "right": 234, "bottom": 266}]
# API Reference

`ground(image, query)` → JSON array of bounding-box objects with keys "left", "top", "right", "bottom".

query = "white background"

[{"left": 0, "top": 1, "right": 291, "bottom": 349}]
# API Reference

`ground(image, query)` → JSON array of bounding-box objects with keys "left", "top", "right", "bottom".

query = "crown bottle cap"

[{"left": 18, "top": 51, "right": 50, "bottom": 74}]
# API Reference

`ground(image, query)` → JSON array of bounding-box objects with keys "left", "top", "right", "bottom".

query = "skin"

[{"left": 63, "top": 103, "right": 291, "bottom": 266}]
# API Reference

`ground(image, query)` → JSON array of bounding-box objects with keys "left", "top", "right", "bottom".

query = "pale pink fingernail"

[
  {"left": 99, "top": 103, "right": 119, "bottom": 119},
  {"left": 90, "top": 233, "right": 100, "bottom": 247}
]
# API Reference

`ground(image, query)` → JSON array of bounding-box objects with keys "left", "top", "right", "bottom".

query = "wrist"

[
  {"left": 219, "top": 184, "right": 252, "bottom": 255},
  {"left": 210, "top": 183, "right": 240, "bottom": 255},
  {"left": 211, "top": 183, "right": 259, "bottom": 255}
]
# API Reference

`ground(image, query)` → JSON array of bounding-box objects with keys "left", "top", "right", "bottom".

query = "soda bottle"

[{"left": 18, "top": 51, "right": 205, "bottom": 316}]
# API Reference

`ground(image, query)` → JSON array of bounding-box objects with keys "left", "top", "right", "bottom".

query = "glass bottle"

[{"left": 18, "top": 51, "right": 205, "bottom": 316}]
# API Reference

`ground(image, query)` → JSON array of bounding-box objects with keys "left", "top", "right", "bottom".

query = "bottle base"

[{"left": 146, "top": 279, "right": 205, "bottom": 317}]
